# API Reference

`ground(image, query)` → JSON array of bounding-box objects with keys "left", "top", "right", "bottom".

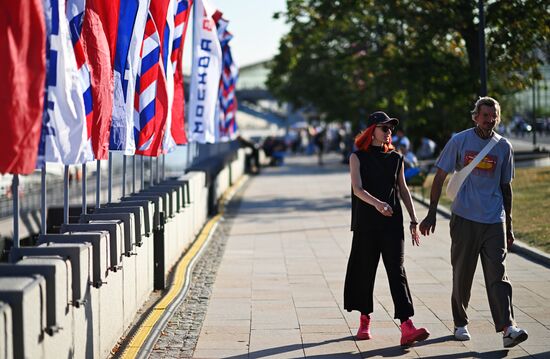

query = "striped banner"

[
  {"left": 134, "top": 12, "right": 166, "bottom": 156},
  {"left": 110, "top": 0, "right": 150, "bottom": 155},
  {"left": 214, "top": 13, "right": 238, "bottom": 141},
  {"left": 168, "top": 0, "right": 192, "bottom": 146},
  {"left": 67, "top": 0, "right": 94, "bottom": 153}
]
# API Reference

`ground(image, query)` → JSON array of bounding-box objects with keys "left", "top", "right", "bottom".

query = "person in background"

[
  {"left": 417, "top": 137, "right": 437, "bottom": 160},
  {"left": 238, "top": 135, "right": 260, "bottom": 174},
  {"left": 392, "top": 128, "right": 411, "bottom": 151},
  {"left": 313, "top": 126, "right": 326, "bottom": 165},
  {"left": 344, "top": 111, "right": 430, "bottom": 347},
  {"left": 419, "top": 96, "right": 528, "bottom": 348},
  {"left": 399, "top": 144, "right": 421, "bottom": 182}
]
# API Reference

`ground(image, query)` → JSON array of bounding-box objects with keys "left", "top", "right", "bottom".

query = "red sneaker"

[
  {"left": 356, "top": 314, "right": 372, "bottom": 340},
  {"left": 400, "top": 319, "right": 429, "bottom": 346}
]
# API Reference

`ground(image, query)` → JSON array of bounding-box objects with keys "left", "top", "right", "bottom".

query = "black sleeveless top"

[{"left": 351, "top": 147, "right": 403, "bottom": 231}]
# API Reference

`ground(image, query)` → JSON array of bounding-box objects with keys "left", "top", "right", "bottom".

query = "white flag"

[
  {"left": 188, "top": 0, "right": 222, "bottom": 144},
  {"left": 42, "top": 0, "right": 92, "bottom": 165}
]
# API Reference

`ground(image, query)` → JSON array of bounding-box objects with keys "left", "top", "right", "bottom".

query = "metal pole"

[
  {"left": 82, "top": 163, "right": 87, "bottom": 214},
  {"left": 122, "top": 155, "right": 127, "bottom": 198},
  {"left": 63, "top": 165, "right": 70, "bottom": 224},
  {"left": 156, "top": 157, "right": 160, "bottom": 184},
  {"left": 162, "top": 154, "right": 165, "bottom": 180},
  {"left": 108, "top": 152, "right": 113, "bottom": 202},
  {"left": 140, "top": 155, "right": 144, "bottom": 190},
  {"left": 12, "top": 175, "right": 20, "bottom": 248},
  {"left": 533, "top": 74, "right": 537, "bottom": 146},
  {"left": 187, "top": 142, "right": 191, "bottom": 173},
  {"left": 132, "top": 155, "right": 136, "bottom": 194},
  {"left": 41, "top": 165, "right": 47, "bottom": 234},
  {"left": 96, "top": 160, "right": 101, "bottom": 208},
  {"left": 149, "top": 156, "right": 153, "bottom": 187},
  {"left": 478, "top": 0, "right": 487, "bottom": 96},
  {"left": 186, "top": 143, "right": 191, "bottom": 169}
]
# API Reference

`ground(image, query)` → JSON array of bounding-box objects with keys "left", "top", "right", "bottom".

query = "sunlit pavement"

[{"left": 190, "top": 153, "right": 550, "bottom": 358}]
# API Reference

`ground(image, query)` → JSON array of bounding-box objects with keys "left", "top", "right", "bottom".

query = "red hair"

[{"left": 354, "top": 125, "right": 395, "bottom": 152}]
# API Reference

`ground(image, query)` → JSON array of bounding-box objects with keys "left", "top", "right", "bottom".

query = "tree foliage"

[{"left": 267, "top": 0, "right": 549, "bottom": 145}]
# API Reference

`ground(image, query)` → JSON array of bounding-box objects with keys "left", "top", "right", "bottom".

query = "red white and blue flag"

[
  {"left": 36, "top": 0, "right": 93, "bottom": 167},
  {"left": 134, "top": 11, "right": 167, "bottom": 156},
  {"left": 169, "top": 0, "right": 193, "bottom": 146},
  {"left": 188, "top": 0, "right": 222, "bottom": 144},
  {"left": 67, "top": 0, "right": 94, "bottom": 157},
  {"left": 214, "top": 12, "right": 238, "bottom": 141},
  {"left": 161, "top": 0, "right": 178, "bottom": 154},
  {"left": 110, "top": 0, "right": 150, "bottom": 155}
]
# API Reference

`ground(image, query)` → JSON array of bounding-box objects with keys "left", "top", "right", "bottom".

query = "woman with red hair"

[{"left": 344, "top": 111, "right": 429, "bottom": 346}]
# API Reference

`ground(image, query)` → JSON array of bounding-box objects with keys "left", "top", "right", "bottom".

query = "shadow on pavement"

[
  {"left": 219, "top": 333, "right": 540, "bottom": 359},
  {"left": 222, "top": 335, "right": 365, "bottom": 358},
  {"left": 235, "top": 196, "right": 351, "bottom": 215}
]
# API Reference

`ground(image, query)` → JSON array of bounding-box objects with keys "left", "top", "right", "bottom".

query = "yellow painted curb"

[{"left": 120, "top": 175, "right": 248, "bottom": 358}]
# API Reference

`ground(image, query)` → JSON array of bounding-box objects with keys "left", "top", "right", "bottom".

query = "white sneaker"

[
  {"left": 454, "top": 326, "right": 471, "bottom": 341},
  {"left": 503, "top": 326, "right": 528, "bottom": 348}
]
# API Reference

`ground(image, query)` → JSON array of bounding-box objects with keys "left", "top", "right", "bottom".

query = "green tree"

[{"left": 267, "top": 0, "right": 549, "bottom": 146}]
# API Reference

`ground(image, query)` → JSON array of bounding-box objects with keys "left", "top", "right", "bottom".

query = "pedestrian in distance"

[
  {"left": 344, "top": 111, "right": 430, "bottom": 347},
  {"left": 313, "top": 126, "right": 326, "bottom": 166},
  {"left": 419, "top": 96, "right": 528, "bottom": 348}
]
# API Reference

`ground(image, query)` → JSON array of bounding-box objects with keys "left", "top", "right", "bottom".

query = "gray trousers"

[{"left": 450, "top": 214, "right": 515, "bottom": 332}]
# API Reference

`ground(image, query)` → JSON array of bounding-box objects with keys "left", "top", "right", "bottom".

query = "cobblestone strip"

[{"left": 148, "top": 183, "right": 248, "bottom": 359}]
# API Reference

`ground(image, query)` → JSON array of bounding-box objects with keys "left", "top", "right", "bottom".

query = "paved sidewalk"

[{"left": 191, "top": 154, "right": 550, "bottom": 358}]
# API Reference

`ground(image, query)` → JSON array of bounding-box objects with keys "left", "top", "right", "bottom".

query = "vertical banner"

[
  {"left": 81, "top": 0, "right": 119, "bottom": 160},
  {"left": 111, "top": 0, "right": 150, "bottom": 155},
  {"left": 134, "top": 12, "right": 167, "bottom": 156},
  {"left": 161, "top": 0, "right": 178, "bottom": 154},
  {"left": 0, "top": 0, "right": 46, "bottom": 174},
  {"left": 214, "top": 12, "right": 238, "bottom": 141},
  {"left": 170, "top": 0, "right": 193, "bottom": 145},
  {"left": 188, "top": 0, "right": 222, "bottom": 144},
  {"left": 37, "top": 0, "right": 93, "bottom": 167},
  {"left": 67, "top": 0, "right": 94, "bottom": 159}
]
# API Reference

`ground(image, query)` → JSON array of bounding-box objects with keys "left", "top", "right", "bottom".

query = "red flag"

[
  {"left": 171, "top": 0, "right": 193, "bottom": 144},
  {"left": 0, "top": 0, "right": 46, "bottom": 174},
  {"left": 81, "top": 0, "right": 120, "bottom": 160}
]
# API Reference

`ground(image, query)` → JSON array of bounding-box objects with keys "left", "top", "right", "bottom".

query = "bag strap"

[{"left": 459, "top": 132, "right": 502, "bottom": 177}]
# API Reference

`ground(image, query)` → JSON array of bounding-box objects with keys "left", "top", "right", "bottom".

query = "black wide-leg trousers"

[{"left": 344, "top": 228, "right": 414, "bottom": 320}]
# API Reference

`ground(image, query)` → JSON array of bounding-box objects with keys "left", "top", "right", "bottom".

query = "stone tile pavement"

[{"left": 190, "top": 154, "right": 550, "bottom": 358}]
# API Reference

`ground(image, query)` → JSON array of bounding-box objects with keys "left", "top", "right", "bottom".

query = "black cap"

[{"left": 367, "top": 111, "right": 399, "bottom": 127}]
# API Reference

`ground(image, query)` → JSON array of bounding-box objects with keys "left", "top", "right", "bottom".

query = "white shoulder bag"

[{"left": 446, "top": 132, "right": 502, "bottom": 201}]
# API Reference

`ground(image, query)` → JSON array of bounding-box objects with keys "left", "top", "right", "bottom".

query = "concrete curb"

[{"left": 411, "top": 192, "right": 550, "bottom": 268}]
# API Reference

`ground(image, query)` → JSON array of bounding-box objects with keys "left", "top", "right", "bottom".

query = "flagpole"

[
  {"left": 156, "top": 157, "right": 160, "bottom": 184},
  {"left": 149, "top": 156, "right": 153, "bottom": 187},
  {"left": 186, "top": 143, "right": 191, "bottom": 169},
  {"left": 82, "top": 163, "right": 87, "bottom": 214},
  {"left": 108, "top": 152, "right": 113, "bottom": 202},
  {"left": 12, "top": 175, "right": 20, "bottom": 248},
  {"left": 63, "top": 165, "right": 70, "bottom": 224},
  {"left": 140, "top": 155, "right": 144, "bottom": 190},
  {"left": 122, "top": 155, "right": 127, "bottom": 197},
  {"left": 132, "top": 155, "right": 136, "bottom": 194},
  {"left": 96, "top": 160, "right": 101, "bottom": 208},
  {"left": 41, "top": 165, "right": 47, "bottom": 234},
  {"left": 162, "top": 154, "right": 165, "bottom": 180}
]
